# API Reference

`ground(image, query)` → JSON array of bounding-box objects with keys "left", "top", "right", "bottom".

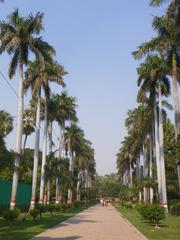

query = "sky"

[{"left": 0, "top": 0, "right": 167, "bottom": 175}]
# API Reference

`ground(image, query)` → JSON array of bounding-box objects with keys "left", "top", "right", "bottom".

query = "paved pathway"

[{"left": 31, "top": 205, "right": 148, "bottom": 240}]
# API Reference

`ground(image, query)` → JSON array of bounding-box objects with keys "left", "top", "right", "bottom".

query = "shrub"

[
  {"left": 137, "top": 204, "right": 166, "bottom": 226},
  {"left": 65, "top": 203, "right": 72, "bottom": 209},
  {"left": 35, "top": 204, "right": 45, "bottom": 219},
  {"left": 54, "top": 204, "right": 63, "bottom": 212},
  {"left": 125, "top": 202, "right": 133, "bottom": 209},
  {"left": 136, "top": 204, "right": 151, "bottom": 220},
  {"left": 147, "top": 205, "right": 166, "bottom": 225},
  {"left": 29, "top": 209, "right": 40, "bottom": 220},
  {"left": 170, "top": 202, "right": 180, "bottom": 216},
  {"left": 61, "top": 204, "right": 67, "bottom": 211},
  {"left": 3, "top": 207, "right": 21, "bottom": 221},
  {"left": 72, "top": 201, "right": 83, "bottom": 208},
  {"left": 47, "top": 204, "right": 57, "bottom": 215},
  {"left": 117, "top": 200, "right": 133, "bottom": 209}
]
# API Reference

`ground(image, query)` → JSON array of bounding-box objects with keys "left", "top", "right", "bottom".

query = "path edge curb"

[{"left": 112, "top": 204, "right": 149, "bottom": 240}]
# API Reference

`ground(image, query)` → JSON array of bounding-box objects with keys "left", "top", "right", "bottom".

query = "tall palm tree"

[
  {"left": 0, "top": 110, "right": 13, "bottom": 137},
  {"left": 65, "top": 124, "right": 84, "bottom": 202},
  {"left": 0, "top": 9, "right": 55, "bottom": 208},
  {"left": 73, "top": 137, "right": 95, "bottom": 201},
  {"left": 132, "top": 14, "right": 180, "bottom": 191},
  {"left": 133, "top": 16, "right": 180, "bottom": 134},
  {"left": 137, "top": 55, "right": 171, "bottom": 209},
  {"left": 51, "top": 92, "right": 77, "bottom": 203},
  {"left": 45, "top": 97, "right": 56, "bottom": 204},
  {"left": 25, "top": 58, "right": 66, "bottom": 206}
]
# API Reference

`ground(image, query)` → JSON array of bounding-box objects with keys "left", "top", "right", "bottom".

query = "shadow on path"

[
  {"left": 32, "top": 236, "right": 81, "bottom": 240},
  {"left": 52, "top": 216, "right": 100, "bottom": 229}
]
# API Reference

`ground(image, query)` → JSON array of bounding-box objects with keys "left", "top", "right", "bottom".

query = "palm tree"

[
  {"left": 132, "top": 14, "right": 180, "bottom": 192},
  {"left": 137, "top": 55, "right": 171, "bottom": 209},
  {"left": 51, "top": 92, "right": 77, "bottom": 203},
  {"left": 65, "top": 124, "right": 84, "bottom": 202},
  {"left": 133, "top": 16, "right": 180, "bottom": 134},
  {"left": 74, "top": 138, "right": 95, "bottom": 201},
  {"left": 45, "top": 97, "right": 56, "bottom": 204},
  {"left": 0, "top": 110, "right": 13, "bottom": 137},
  {"left": 25, "top": 58, "right": 66, "bottom": 206},
  {"left": 149, "top": 0, "right": 180, "bottom": 18},
  {"left": 0, "top": 9, "right": 56, "bottom": 208}
]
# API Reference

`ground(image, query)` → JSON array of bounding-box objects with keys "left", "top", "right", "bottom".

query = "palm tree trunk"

[
  {"left": 158, "top": 81, "right": 168, "bottom": 211},
  {"left": 55, "top": 124, "right": 64, "bottom": 204},
  {"left": 143, "top": 142, "right": 149, "bottom": 203},
  {"left": 22, "top": 134, "right": 28, "bottom": 154},
  {"left": 76, "top": 171, "right": 81, "bottom": 201},
  {"left": 68, "top": 148, "right": 73, "bottom": 203},
  {"left": 47, "top": 122, "right": 52, "bottom": 205},
  {"left": 154, "top": 96, "right": 162, "bottom": 203},
  {"left": 172, "top": 52, "right": 180, "bottom": 192},
  {"left": 136, "top": 155, "right": 142, "bottom": 203},
  {"left": 129, "top": 160, "right": 132, "bottom": 188},
  {"left": 10, "top": 63, "right": 24, "bottom": 209},
  {"left": 39, "top": 96, "right": 48, "bottom": 204},
  {"left": 149, "top": 130, "right": 154, "bottom": 204},
  {"left": 30, "top": 89, "right": 41, "bottom": 209}
]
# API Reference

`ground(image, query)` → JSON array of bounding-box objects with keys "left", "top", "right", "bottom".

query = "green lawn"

[
  {"left": 0, "top": 206, "right": 86, "bottom": 240},
  {"left": 114, "top": 204, "right": 180, "bottom": 240}
]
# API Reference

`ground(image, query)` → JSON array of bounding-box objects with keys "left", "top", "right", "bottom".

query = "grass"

[
  {"left": 0, "top": 206, "right": 86, "bottom": 240},
  {"left": 114, "top": 203, "right": 180, "bottom": 240}
]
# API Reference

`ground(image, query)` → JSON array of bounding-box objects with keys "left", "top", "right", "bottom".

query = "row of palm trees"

[
  {"left": 116, "top": 0, "right": 180, "bottom": 211},
  {"left": 0, "top": 9, "right": 96, "bottom": 208}
]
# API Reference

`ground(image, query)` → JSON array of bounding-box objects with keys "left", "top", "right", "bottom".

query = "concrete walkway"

[{"left": 31, "top": 205, "right": 148, "bottom": 240}]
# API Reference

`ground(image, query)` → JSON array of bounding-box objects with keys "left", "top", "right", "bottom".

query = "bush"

[
  {"left": 47, "top": 204, "right": 57, "bottom": 215},
  {"left": 136, "top": 204, "right": 151, "bottom": 220},
  {"left": 170, "top": 202, "right": 180, "bottom": 216},
  {"left": 65, "top": 203, "right": 72, "bottom": 209},
  {"left": 29, "top": 209, "right": 40, "bottom": 220},
  {"left": 117, "top": 200, "right": 133, "bottom": 209},
  {"left": 3, "top": 207, "right": 21, "bottom": 221},
  {"left": 35, "top": 204, "right": 46, "bottom": 219},
  {"left": 54, "top": 204, "right": 63, "bottom": 212},
  {"left": 148, "top": 205, "right": 166, "bottom": 225},
  {"left": 137, "top": 204, "right": 166, "bottom": 226},
  {"left": 72, "top": 201, "right": 83, "bottom": 208}
]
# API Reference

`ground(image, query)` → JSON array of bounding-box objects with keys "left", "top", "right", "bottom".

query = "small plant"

[
  {"left": 117, "top": 200, "right": 133, "bottom": 209},
  {"left": 170, "top": 202, "right": 180, "bottom": 216},
  {"left": 35, "top": 204, "right": 45, "bottom": 219},
  {"left": 136, "top": 204, "right": 151, "bottom": 220},
  {"left": 72, "top": 201, "right": 82, "bottom": 208},
  {"left": 54, "top": 204, "right": 62, "bottom": 212},
  {"left": 61, "top": 204, "right": 66, "bottom": 211},
  {"left": 137, "top": 204, "right": 166, "bottom": 226},
  {"left": 47, "top": 204, "right": 56, "bottom": 215},
  {"left": 3, "top": 207, "right": 21, "bottom": 221},
  {"left": 29, "top": 209, "right": 40, "bottom": 220},
  {"left": 147, "top": 205, "right": 166, "bottom": 226}
]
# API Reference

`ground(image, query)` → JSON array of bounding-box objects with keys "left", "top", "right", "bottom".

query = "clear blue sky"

[{"left": 0, "top": 0, "right": 166, "bottom": 175}]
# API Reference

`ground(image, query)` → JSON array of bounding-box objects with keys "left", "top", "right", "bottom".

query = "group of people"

[{"left": 100, "top": 197, "right": 108, "bottom": 207}]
